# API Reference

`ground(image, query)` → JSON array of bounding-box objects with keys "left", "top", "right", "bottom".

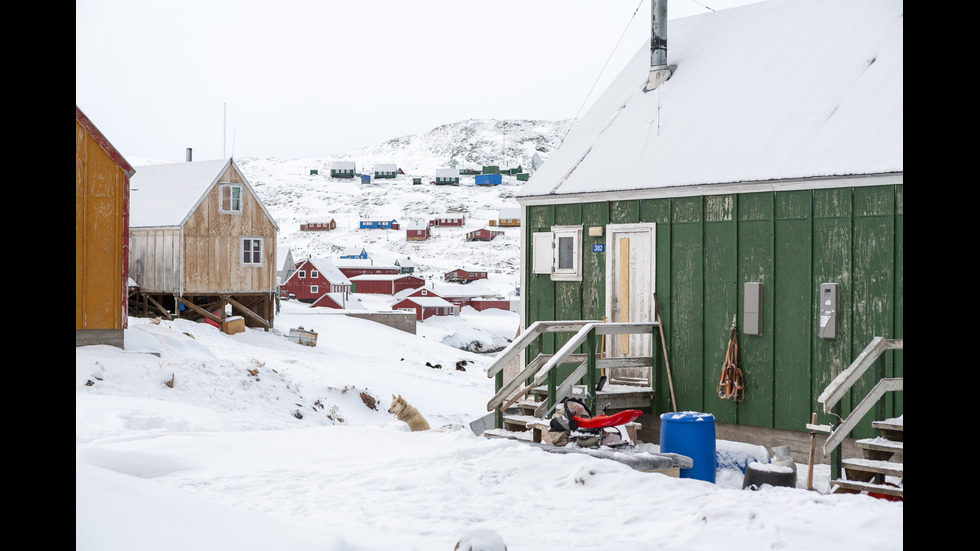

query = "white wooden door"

[{"left": 605, "top": 224, "right": 656, "bottom": 360}]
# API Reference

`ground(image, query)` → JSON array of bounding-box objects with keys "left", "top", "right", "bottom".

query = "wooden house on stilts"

[{"left": 128, "top": 156, "right": 280, "bottom": 332}]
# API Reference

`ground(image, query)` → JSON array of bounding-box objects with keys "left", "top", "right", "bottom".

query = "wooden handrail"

[
  {"left": 487, "top": 321, "right": 657, "bottom": 412},
  {"left": 818, "top": 337, "right": 903, "bottom": 412},
  {"left": 815, "top": 337, "right": 903, "bottom": 457}
]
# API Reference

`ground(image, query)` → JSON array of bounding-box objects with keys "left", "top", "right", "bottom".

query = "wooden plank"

[
  {"left": 773, "top": 190, "right": 812, "bottom": 431},
  {"left": 703, "top": 194, "right": 737, "bottom": 423},
  {"left": 619, "top": 237, "right": 630, "bottom": 355}
]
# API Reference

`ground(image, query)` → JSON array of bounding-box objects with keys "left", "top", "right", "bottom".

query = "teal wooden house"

[{"left": 491, "top": 0, "right": 903, "bottom": 484}]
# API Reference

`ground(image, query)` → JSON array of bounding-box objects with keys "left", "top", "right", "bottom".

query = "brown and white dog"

[{"left": 387, "top": 394, "right": 431, "bottom": 432}]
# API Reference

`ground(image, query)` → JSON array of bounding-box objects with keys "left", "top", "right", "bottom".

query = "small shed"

[
  {"left": 435, "top": 168, "right": 460, "bottom": 185},
  {"left": 374, "top": 164, "right": 398, "bottom": 179},
  {"left": 361, "top": 174, "right": 371, "bottom": 184},
  {"left": 76, "top": 106, "right": 135, "bottom": 348},
  {"left": 475, "top": 174, "right": 502, "bottom": 186},
  {"left": 482, "top": 165, "right": 499, "bottom": 174},
  {"left": 406, "top": 225, "right": 431, "bottom": 241},
  {"left": 466, "top": 228, "right": 504, "bottom": 242},
  {"left": 444, "top": 268, "right": 488, "bottom": 284},
  {"left": 330, "top": 161, "right": 356, "bottom": 178}
]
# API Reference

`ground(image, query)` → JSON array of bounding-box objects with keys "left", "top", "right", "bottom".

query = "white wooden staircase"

[{"left": 810, "top": 337, "right": 903, "bottom": 499}]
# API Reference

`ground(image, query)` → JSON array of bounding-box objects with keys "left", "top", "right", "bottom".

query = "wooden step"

[
  {"left": 502, "top": 414, "right": 541, "bottom": 432},
  {"left": 856, "top": 436, "right": 903, "bottom": 461},
  {"left": 516, "top": 400, "right": 548, "bottom": 418},
  {"left": 873, "top": 418, "right": 903, "bottom": 442},
  {"left": 832, "top": 479, "right": 903, "bottom": 498},
  {"left": 842, "top": 458, "right": 903, "bottom": 483}
]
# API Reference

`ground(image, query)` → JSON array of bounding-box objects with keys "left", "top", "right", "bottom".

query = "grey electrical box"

[
  {"left": 818, "top": 283, "right": 839, "bottom": 339},
  {"left": 744, "top": 282, "right": 762, "bottom": 335}
]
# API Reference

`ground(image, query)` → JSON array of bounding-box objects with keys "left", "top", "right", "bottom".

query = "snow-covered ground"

[{"left": 76, "top": 300, "right": 903, "bottom": 551}]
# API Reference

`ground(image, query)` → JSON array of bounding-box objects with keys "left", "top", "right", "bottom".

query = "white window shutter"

[{"left": 532, "top": 232, "right": 553, "bottom": 274}]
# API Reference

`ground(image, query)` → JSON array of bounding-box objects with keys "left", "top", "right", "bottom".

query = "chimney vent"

[
  {"left": 645, "top": 0, "right": 673, "bottom": 91},
  {"left": 186, "top": 148, "right": 193, "bottom": 162}
]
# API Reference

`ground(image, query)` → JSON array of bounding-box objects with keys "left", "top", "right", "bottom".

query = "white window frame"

[
  {"left": 311, "top": 270, "right": 319, "bottom": 279},
  {"left": 311, "top": 285, "right": 318, "bottom": 294},
  {"left": 532, "top": 225, "right": 583, "bottom": 281},
  {"left": 241, "top": 237, "right": 263, "bottom": 266},
  {"left": 298, "top": 270, "right": 306, "bottom": 279},
  {"left": 220, "top": 183, "right": 243, "bottom": 214}
]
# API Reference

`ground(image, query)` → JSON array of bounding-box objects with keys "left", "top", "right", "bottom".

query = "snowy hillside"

[
  {"left": 330, "top": 118, "right": 573, "bottom": 175},
  {"left": 228, "top": 119, "right": 571, "bottom": 298}
]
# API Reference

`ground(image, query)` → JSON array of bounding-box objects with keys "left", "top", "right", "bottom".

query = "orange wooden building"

[{"left": 76, "top": 106, "right": 135, "bottom": 348}]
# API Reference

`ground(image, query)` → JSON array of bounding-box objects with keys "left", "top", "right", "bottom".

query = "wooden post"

[
  {"left": 494, "top": 371, "right": 504, "bottom": 429},
  {"left": 587, "top": 329, "right": 597, "bottom": 414},
  {"left": 807, "top": 412, "right": 817, "bottom": 490}
]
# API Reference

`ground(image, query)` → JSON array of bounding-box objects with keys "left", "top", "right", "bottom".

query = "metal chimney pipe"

[
  {"left": 651, "top": 0, "right": 667, "bottom": 68},
  {"left": 186, "top": 148, "right": 193, "bottom": 162},
  {"left": 645, "top": 0, "right": 673, "bottom": 91}
]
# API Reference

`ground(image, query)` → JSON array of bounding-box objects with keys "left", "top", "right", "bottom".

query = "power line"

[{"left": 560, "top": 0, "right": 646, "bottom": 146}]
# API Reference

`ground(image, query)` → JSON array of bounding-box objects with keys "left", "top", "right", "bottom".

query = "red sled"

[{"left": 572, "top": 409, "right": 642, "bottom": 429}]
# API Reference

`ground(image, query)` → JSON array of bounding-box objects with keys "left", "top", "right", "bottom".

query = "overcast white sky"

[{"left": 76, "top": 0, "right": 763, "bottom": 163}]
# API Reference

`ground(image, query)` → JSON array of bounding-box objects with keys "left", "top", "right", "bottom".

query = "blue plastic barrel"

[{"left": 660, "top": 411, "right": 716, "bottom": 483}]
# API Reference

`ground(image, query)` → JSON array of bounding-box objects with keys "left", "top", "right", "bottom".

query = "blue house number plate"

[{"left": 593, "top": 244, "right": 605, "bottom": 252}]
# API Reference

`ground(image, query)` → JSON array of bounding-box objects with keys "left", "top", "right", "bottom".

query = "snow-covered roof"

[
  {"left": 375, "top": 163, "right": 397, "bottom": 172},
  {"left": 306, "top": 258, "right": 351, "bottom": 285},
  {"left": 331, "top": 161, "right": 355, "bottom": 170},
  {"left": 397, "top": 296, "right": 455, "bottom": 308},
  {"left": 349, "top": 274, "right": 420, "bottom": 281},
  {"left": 516, "top": 0, "right": 903, "bottom": 202},
  {"left": 497, "top": 208, "right": 520, "bottom": 219},
  {"left": 436, "top": 168, "right": 459, "bottom": 177},
  {"left": 130, "top": 159, "right": 233, "bottom": 227},
  {"left": 129, "top": 158, "right": 279, "bottom": 229},
  {"left": 431, "top": 283, "right": 495, "bottom": 298},
  {"left": 396, "top": 258, "right": 415, "bottom": 267}
]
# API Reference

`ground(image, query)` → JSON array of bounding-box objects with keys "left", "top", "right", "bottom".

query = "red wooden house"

[
  {"left": 392, "top": 295, "right": 458, "bottom": 321},
  {"left": 300, "top": 219, "right": 336, "bottom": 231},
  {"left": 350, "top": 274, "right": 425, "bottom": 295},
  {"left": 429, "top": 215, "right": 465, "bottom": 227},
  {"left": 280, "top": 258, "right": 352, "bottom": 302},
  {"left": 444, "top": 267, "right": 488, "bottom": 284},
  {"left": 465, "top": 228, "right": 504, "bottom": 242}
]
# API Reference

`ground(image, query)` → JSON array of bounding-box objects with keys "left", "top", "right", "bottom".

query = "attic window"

[{"left": 220, "top": 183, "right": 242, "bottom": 213}]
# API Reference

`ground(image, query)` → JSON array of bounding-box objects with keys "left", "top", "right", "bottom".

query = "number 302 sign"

[{"left": 592, "top": 244, "right": 605, "bottom": 253}]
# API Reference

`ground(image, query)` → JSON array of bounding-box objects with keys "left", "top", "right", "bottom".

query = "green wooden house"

[
  {"left": 330, "top": 161, "right": 355, "bottom": 179},
  {"left": 503, "top": 0, "right": 903, "bottom": 459},
  {"left": 374, "top": 163, "right": 398, "bottom": 179}
]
